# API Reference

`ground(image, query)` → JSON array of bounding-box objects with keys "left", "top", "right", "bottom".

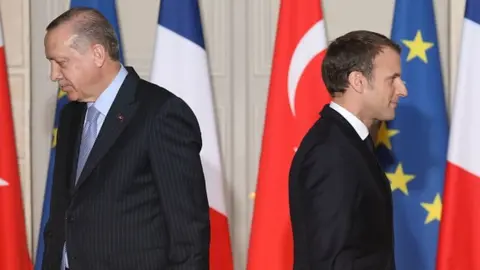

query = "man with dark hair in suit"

[
  {"left": 289, "top": 30, "right": 408, "bottom": 270},
  {"left": 42, "top": 7, "right": 210, "bottom": 270}
]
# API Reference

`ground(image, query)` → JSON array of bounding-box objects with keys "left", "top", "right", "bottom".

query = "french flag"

[
  {"left": 437, "top": 0, "right": 480, "bottom": 268},
  {"left": 149, "top": 0, "right": 234, "bottom": 269}
]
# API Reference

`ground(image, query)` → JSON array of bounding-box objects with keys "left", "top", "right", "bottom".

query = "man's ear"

[
  {"left": 347, "top": 71, "right": 366, "bottom": 94},
  {"left": 92, "top": 44, "right": 107, "bottom": 67}
]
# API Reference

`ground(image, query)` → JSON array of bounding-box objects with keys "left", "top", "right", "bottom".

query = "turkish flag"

[
  {"left": 246, "top": 0, "right": 330, "bottom": 269},
  {"left": 0, "top": 15, "right": 32, "bottom": 270}
]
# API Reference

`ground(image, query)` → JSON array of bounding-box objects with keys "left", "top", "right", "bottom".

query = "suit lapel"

[
  {"left": 74, "top": 67, "right": 140, "bottom": 190},
  {"left": 67, "top": 102, "right": 87, "bottom": 195},
  {"left": 320, "top": 105, "right": 392, "bottom": 200}
]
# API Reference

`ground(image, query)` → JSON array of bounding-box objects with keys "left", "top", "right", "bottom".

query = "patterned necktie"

[{"left": 76, "top": 104, "right": 100, "bottom": 182}]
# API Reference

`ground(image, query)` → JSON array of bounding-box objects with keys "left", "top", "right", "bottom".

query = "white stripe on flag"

[
  {"left": 150, "top": 25, "right": 228, "bottom": 216},
  {"left": 448, "top": 18, "right": 480, "bottom": 178}
]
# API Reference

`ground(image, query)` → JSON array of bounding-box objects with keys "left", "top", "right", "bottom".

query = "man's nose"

[
  {"left": 399, "top": 80, "right": 408, "bottom": 97},
  {"left": 50, "top": 64, "right": 62, "bottom": 82}
]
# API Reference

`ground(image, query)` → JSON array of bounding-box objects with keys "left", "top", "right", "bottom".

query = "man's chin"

[
  {"left": 378, "top": 112, "right": 396, "bottom": 121},
  {"left": 65, "top": 92, "right": 79, "bottom": 101}
]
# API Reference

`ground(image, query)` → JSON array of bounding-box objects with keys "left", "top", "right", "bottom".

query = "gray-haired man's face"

[{"left": 44, "top": 23, "right": 103, "bottom": 102}]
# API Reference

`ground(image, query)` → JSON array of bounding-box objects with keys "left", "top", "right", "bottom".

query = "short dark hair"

[
  {"left": 46, "top": 7, "right": 120, "bottom": 61},
  {"left": 321, "top": 30, "right": 401, "bottom": 96}
]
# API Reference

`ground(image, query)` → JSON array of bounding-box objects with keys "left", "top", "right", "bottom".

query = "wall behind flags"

[{"left": 0, "top": 0, "right": 462, "bottom": 269}]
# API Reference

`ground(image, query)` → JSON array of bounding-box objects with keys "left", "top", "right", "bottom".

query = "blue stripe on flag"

[
  {"left": 466, "top": 0, "right": 480, "bottom": 25},
  {"left": 158, "top": 0, "right": 205, "bottom": 48},
  {"left": 34, "top": 1, "right": 124, "bottom": 268}
]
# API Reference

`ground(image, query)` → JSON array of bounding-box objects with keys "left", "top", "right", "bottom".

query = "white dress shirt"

[{"left": 329, "top": 101, "right": 369, "bottom": 140}]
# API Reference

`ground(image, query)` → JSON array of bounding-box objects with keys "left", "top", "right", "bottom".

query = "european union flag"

[
  {"left": 34, "top": 0, "right": 124, "bottom": 268},
  {"left": 375, "top": 0, "right": 449, "bottom": 269}
]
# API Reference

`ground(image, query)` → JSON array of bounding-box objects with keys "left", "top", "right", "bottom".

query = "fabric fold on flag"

[{"left": 150, "top": 1, "right": 233, "bottom": 269}]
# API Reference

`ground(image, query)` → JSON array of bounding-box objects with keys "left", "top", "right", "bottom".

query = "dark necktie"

[{"left": 364, "top": 134, "right": 375, "bottom": 153}]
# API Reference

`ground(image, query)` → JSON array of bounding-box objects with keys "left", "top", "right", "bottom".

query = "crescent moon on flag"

[
  {"left": 0, "top": 177, "right": 8, "bottom": 186},
  {"left": 288, "top": 20, "right": 327, "bottom": 116}
]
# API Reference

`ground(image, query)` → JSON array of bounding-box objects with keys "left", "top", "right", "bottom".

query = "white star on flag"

[{"left": 0, "top": 177, "right": 8, "bottom": 186}]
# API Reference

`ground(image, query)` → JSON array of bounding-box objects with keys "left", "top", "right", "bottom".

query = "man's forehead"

[
  {"left": 45, "top": 33, "right": 79, "bottom": 55},
  {"left": 45, "top": 28, "right": 79, "bottom": 59},
  {"left": 46, "top": 23, "right": 74, "bottom": 41},
  {"left": 374, "top": 49, "right": 400, "bottom": 66},
  {"left": 371, "top": 53, "right": 400, "bottom": 78}
]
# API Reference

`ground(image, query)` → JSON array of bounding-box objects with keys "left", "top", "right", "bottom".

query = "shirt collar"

[
  {"left": 91, "top": 65, "right": 128, "bottom": 116},
  {"left": 329, "top": 101, "right": 369, "bottom": 140}
]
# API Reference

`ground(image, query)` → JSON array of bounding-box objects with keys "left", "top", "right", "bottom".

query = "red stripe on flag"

[
  {"left": 209, "top": 207, "right": 233, "bottom": 270},
  {"left": 437, "top": 162, "right": 480, "bottom": 269},
  {"left": 0, "top": 44, "right": 32, "bottom": 269}
]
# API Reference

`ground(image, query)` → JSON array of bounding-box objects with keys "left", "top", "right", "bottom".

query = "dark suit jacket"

[
  {"left": 41, "top": 67, "right": 210, "bottom": 270},
  {"left": 289, "top": 104, "right": 395, "bottom": 270}
]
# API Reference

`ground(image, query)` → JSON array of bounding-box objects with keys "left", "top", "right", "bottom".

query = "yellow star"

[
  {"left": 386, "top": 163, "right": 415, "bottom": 195},
  {"left": 52, "top": 128, "right": 58, "bottom": 148},
  {"left": 421, "top": 193, "right": 442, "bottom": 224},
  {"left": 375, "top": 121, "right": 399, "bottom": 150},
  {"left": 402, "top": 30, "right": 434, "bottom": 63},
  {"left": 58, "top": 88, "right": 66, "bottom": 99}
]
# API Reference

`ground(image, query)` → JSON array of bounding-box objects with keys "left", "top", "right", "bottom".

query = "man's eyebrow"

[
  {"left": 45, "top": 56, "right": 67, "bottom": 61},
  {"left": 386, "top": 73, "right": 401, "bottom": 80}
]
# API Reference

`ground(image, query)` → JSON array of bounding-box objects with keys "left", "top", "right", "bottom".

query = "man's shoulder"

[
  {"left": 136, "top": 78, "right": 176, "bottom": 105},
  {"left": 297, "top": 117, "right": 343, "bottom": 150},
  {"left": 132, "top": 79, "right": 189, "bottom": 112},
  {"left": 134, "top": 78, "right": 196, "bottom": 120},
  {"left": 292, "top": 117, "right": 353, "bottom": 170}
]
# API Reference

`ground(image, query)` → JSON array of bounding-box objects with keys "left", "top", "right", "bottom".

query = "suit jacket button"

[
  {"left": 66, "top": 215, "right": 74, "bottom": 222},
  {"left": 44, "top": 230, "right": 53, "bottom": 238}
]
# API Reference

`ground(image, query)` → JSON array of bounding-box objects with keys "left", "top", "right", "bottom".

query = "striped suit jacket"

[{"left": 41, "top": 66, "right": 210, "bottom": 270}]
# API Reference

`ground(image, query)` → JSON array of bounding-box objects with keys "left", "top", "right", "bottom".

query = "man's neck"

[
  {"left": 86, "top": 62, "right": 121, "bottom": 102},
  {"left": 331, "top": 97, "right": 374, "bottom": 129}
]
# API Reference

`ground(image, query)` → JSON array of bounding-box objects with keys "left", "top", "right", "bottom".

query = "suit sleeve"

[
  {"left": 149, "top": 96, "right": 210, "bottom": 270},
  {"left": 301, "top": 144, "right": 358, "bottom": 270},
  {"left": 42, "top": 103, "right": 73, "bottom": 268}
]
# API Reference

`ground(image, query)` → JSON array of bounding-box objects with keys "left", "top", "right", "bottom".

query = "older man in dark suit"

[{"left": 41, "top": 7, "right": 210, "bottom": 270}]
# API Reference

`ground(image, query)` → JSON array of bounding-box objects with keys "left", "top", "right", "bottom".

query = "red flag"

[
  {"left": 0, "top": 14, "right": 33, "bottom": 270},
  {"left": 437, "top": 2, "right": 480, "bottom": 269},
  {"left": 247, "top": 0, "right": 329, "bottom": 269}
]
